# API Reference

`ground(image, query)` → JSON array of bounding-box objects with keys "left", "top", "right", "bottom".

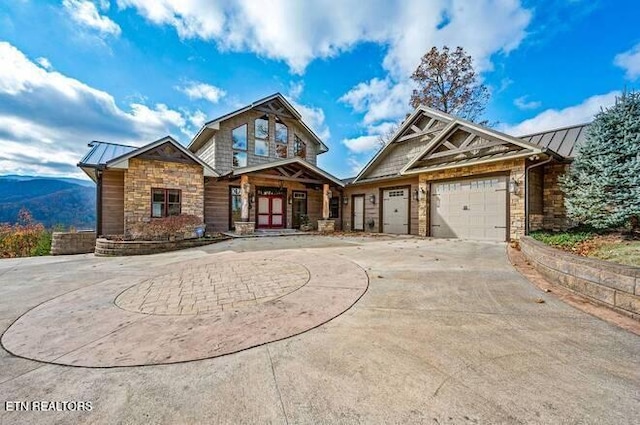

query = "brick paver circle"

[{"left": 115, "top": 260, "right": 310, "bottom": 315}]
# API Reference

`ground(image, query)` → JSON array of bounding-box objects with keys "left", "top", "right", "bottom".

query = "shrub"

[
  {"left": 127, "top": 214, "right": 202, "bottom": 241},
  {"left": 529, "top": 229, "right": 594, "bottom": 249},
  {"left": 0, "top": 208, "right": 49, "bottom": 258},
  {"left": 560, "top": 91, "right": 640, "bottom": 231}
]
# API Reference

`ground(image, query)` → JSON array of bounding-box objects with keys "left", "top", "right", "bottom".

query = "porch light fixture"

[
  {"left": 343, "top": 197, "right": 348, "bottom": 205},
  {"left": 413, "top": 189, "right": 419, "bottom": 201},
  {"left": 508, "top": 178, "right": 520, "bottom": 195},
  {"left": 288, "top": 195, "right": 292, "bottom": 204},
  {"left": 369, "top": 194, "right": 376, "bottom": 204}
]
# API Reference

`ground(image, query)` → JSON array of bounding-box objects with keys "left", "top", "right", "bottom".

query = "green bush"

[{"left": 529, "top": 229, "right": 594, "bottom": 249}]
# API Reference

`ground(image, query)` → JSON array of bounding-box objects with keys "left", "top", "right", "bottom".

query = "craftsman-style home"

[{"left": 79, "top": 93, "right": 584, "bottom": 241}]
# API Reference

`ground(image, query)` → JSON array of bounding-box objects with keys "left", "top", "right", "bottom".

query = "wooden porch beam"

[{"left": 250, "top": 173, "right": 324, "bottom": 185}]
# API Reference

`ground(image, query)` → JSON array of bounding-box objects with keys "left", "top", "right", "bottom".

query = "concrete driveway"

[{"left": 1, "top": 236, "right": 638, "bottom": 424}]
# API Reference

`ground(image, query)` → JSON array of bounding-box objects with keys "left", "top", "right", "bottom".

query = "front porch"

[{"left": 205, "top": 158, "right": 345, "bottom": 235}]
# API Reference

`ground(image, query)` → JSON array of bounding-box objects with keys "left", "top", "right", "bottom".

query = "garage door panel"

[{"left": 431, "top": 176, "right": 507, "bottom": 241}]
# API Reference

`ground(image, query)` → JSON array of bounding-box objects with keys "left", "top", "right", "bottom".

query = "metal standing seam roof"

[
  {"left": 519, "top": 123, "right": 590, "bottom": 158},
  {"left": 78, "top": 141, "right": 139, "bottom": 167}
]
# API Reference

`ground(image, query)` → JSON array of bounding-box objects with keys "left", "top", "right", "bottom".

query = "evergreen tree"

[{"left": 560, "top": 91, "right": 640, "bottom": 230}]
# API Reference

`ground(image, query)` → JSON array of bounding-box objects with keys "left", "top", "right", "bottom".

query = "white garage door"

[
  {"left": 383, "top": 188, "right": 409, "bottom": 234},
  {"left": 431, "top": 177, "right": 507, "bottom": 241}
]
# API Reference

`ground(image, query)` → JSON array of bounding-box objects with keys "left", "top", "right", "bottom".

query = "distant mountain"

[
  {"left": 0, "top": 174, "right": 95, "bottom": 187},
  {"left": 0, "top": 175, "right": 96, "bottom": 229}
]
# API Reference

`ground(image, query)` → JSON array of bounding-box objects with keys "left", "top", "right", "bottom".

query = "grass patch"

[
  {"left": 529, "top": 229, "right": 595, "bottom": 249},
  {"left": 589, "top": 241, "right": 640, "bottom": 267}
]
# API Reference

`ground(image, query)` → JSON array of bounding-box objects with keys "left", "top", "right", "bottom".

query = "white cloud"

[
  {"left": 117, "top": 0, "right": 531, "bottom": 76},
  {"left": 285, "top": 84, "right": 331, "bottom": 141},
  {"left": 339, "top": 77, "right": 413, "bottom": 125},
  {"left": 63, "top": 0, "right": 121, "bottom": 37},
  {"left": 342, "top": 135, "right": 380, "bottom": 154},
  {"left": 0, "top": 41, "right": 195, "bottom": 177},
  {"left": 342, "top": 120, "right": 398, "bottom": 155},
  {"left": 177, "top": 81, "right": 226, "bottom": 104},
  {"left": 36, "top": 57, "right": 52, "bottom": 70},
  {"left": 614, "top": 43, "right": 640, "bottom": 80},
  {"left": 187, "top": 110, "right": 207, "bottom": 128},
  {"left": 514, "top": 95, "right": 541, "bottom": 110},
  {"left": 501, "top": 91, "right": 619, "bottom": 136}
]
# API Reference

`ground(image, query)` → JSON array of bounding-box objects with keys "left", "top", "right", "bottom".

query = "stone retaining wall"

[
  {"left": 50, "top": 231, "right": 96, "bottom": 255},
  {"left": 95, "top": 237, "right": 229, "bottom": 257},
  {"left": 520, "top": 236, "right": 640, "bottom": 320}
]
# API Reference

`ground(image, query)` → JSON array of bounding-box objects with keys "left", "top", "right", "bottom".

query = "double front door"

[{"left": 257, "top": 194, "right": 284, "bottom": 228}]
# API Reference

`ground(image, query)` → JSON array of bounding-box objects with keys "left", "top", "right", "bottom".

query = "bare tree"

[
  {"left": 410, "top": 46, "right": 489, "bottom": 123},
  {"left": 375, "top": 123, "right": 399, "bottom": 149}
]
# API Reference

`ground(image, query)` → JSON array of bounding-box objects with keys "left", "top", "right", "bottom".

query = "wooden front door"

[{"left": 257, "top": 195, "right": 285, "bottom": 228}]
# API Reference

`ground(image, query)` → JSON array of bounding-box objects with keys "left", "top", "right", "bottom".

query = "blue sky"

[{"left": 0, "top": 0, "right": 638, "bottom": 180}]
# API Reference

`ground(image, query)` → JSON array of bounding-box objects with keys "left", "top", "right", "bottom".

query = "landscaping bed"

[{"left": 530, "top": 229, "right": 640, "bottom": 267}]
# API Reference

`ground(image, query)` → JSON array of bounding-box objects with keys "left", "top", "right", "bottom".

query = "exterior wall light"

[
  {"left": 509, "top": 178, "right": 520, "bottom": 195},
  {"left": 288, "top": 195, "right": 292, "bottom": 204},
  {"left": 369, "top": 194, "right": 376, "bottom": 204},
  {"left": 413, "top": 189, "right": 419, "bottom": 201},
  {"left": 343, "top": 196, "right": 348, "bottom": 205}
]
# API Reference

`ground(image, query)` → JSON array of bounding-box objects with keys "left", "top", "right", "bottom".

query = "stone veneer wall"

[
  {"left": 50, "top": 231, "right": 96, "bottom": 255},
  {"left": 542, "top": 163, "right": 572, "bottom": 231},
  {"left": 521, "top": 236, "right": 640, "bottom": 320},
  {"left": 417, "top": 158, "right": 526, "bottom": 240},
  {"left": 124, "top": 158, "right": 204, "bottom": 234}
]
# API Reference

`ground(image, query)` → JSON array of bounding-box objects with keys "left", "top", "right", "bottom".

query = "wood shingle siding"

[
  {"left": 101, "top": 170, "right": 124, "bottom": 235},
  {"left": 197, "top": 109, "right": 320, "bottom": 176}
]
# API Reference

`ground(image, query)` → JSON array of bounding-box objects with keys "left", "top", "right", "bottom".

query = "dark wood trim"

[
  {"left": 228, "top": 185, "right": 240, "bottom": 230},
  {"left": 150, "top": 187, "right": 182, "bottom": 218},
  {"left": 96, "top": 171, "right": 103, "bottom": 235},
  {"left": 250, "top": 173, "right": 323, "bottom": 185},
  {"left": 379, "top": 185, "right": 412, "bottom": 234},
  {"left": 291, "top": 190, "right": 307, "bottom": 228},
  {"left": 427, "top": 172, "right": 510, "bottom": 241},
  {"left": 351, "top": 194, "right": 365, "bottom": 231}
]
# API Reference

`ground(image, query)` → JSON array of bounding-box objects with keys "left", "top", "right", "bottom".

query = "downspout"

[
  {"left": 95, "top": 169, "right": 103, "bottom": 236},
  {"left": 524, "top": 155, "right": 553, "bottom": 235}
]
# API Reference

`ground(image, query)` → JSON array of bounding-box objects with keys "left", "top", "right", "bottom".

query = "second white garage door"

[
  {"left": 431, "top": 176, "right": 507, "bottom": 241},
  {"left": 383, "top": 188, "right": 409, "bottom": 234}
]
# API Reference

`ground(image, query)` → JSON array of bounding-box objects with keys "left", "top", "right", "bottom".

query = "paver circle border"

[
  {"left": 113, "top": 259, "right": 312, "bottom": 316},
  {"left": 0, "top": 251, "right": 369, "bottom": 369}
]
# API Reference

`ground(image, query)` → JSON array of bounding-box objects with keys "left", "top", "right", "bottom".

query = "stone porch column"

[{"left": 318, "top": 183, "right": 335, "bottom": 233}]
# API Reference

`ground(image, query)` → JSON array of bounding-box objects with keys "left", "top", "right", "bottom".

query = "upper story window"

[
  {"left": 275, "top": 118, "right": 288, "bottom": 158},
  {"left": 294, "top": 134, "right": 306, "bottom": 159},
  {"left": 151, "top": 188, "right": 181, "bottom": 218},
  {"left": 254, "top": 116, "right": 269, "bottom": 157},
  {"left": 232, "top": 124, "right": 247, "bottom": 167}
]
